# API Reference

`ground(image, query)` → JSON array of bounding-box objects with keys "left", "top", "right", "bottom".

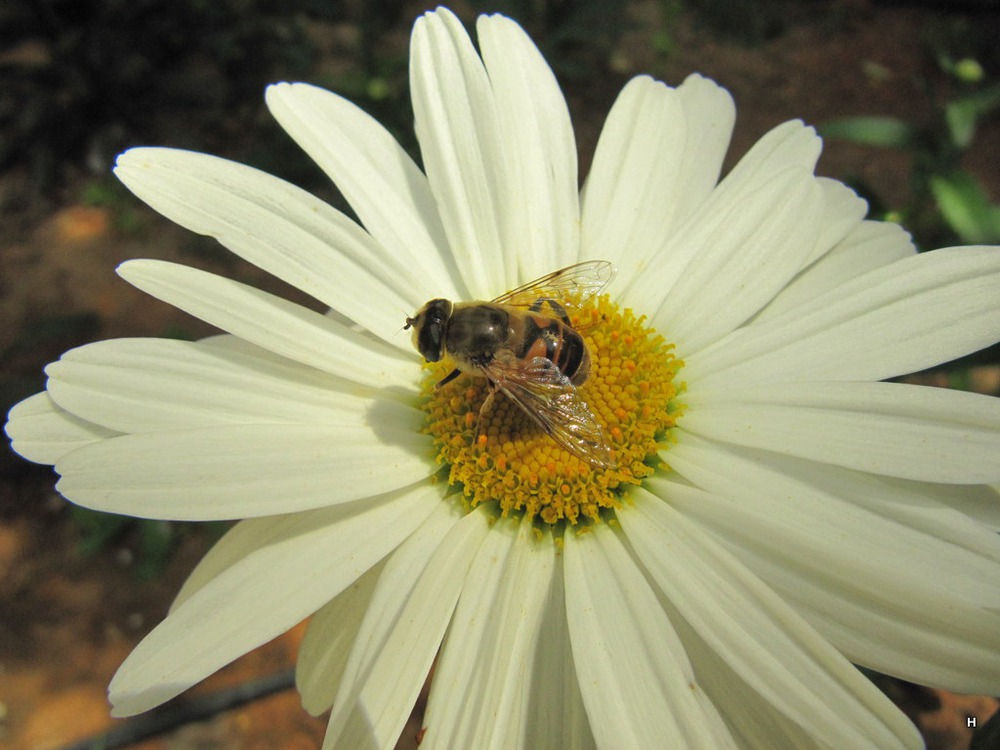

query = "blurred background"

[{"left": 1, "top": 1, "right": 999, "bottom": 748}]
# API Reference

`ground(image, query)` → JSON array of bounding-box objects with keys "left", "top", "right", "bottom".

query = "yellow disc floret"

[{"left": 419, "top": 295, "right": 682, "bottom": 527}]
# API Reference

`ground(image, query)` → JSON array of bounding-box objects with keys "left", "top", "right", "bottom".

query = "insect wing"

[
  {"left": 491, "top": 260, "right": 614, "bottom": 310},
  {"left": 483, "top": 355, "right": 614, "bottom": 469}
]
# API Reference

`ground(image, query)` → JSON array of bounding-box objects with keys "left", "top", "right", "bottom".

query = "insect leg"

[
  {"left": 436, "top": 367, "right": 462, "bottom": 388},
  {"left": 475, "top": 380, "right": 499, "bottom": 444}
]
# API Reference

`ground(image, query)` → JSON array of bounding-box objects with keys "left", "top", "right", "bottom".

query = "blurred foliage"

[
  {"left": 1, "top": 312, "right": 102, "bottom": 385},
  {"left": 79, "top": 174, "right": 151, "bottom": 233},
  {"left": 683, "top": 0, "right": 862, "bottom": 46},
  {"left": 69, "top": 505, "right": 227, "bottom": 580},
  {"left": 473, "top": 0, "right": 631, "bottom": 77},
  {"left": 683, "top": 0, "right": 795, "bottom": 43},
  {"left": 820, "top": 14, "right": 1000, "bottom": 249},
  {"left": 0, "top": 0, "right": 640, "bottom": 201},
  {"left": 306, "top": 1, "right": 416, "bottom": 178},
  {"left": 0, "top": 0, "right": 326, "bottom": 188}
]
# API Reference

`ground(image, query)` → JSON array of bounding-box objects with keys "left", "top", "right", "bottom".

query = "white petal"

[
  {"left": 5, "top": 391, "right": 117, "bottom": 465},
  {"left": 819, "top": 473, "right": 1000, "bottom": 555},
  {"left": 648, "top": 168, "right": 824, "bottom": 354},
  {"left": 687, "top": 245, "right": 1000, "bottom": 385},
  {"left": 723, "top": 119, "right": 822, "bottom": 183},
  {"left": 803, "top": 178, "right": 869, "bottom": 268},
  {"left": 44, "top": 337, "right": 410, "bottom": 435},
  {"left": 582, "top": 74, "right": 735, "bottom": 295},
  {"left": 477, "top": 13, "right": 580, "bottom": 276},
  {"left": 117, "top": 259, "right": 414, "bottom": 390},
  {"left": 910, "top": 481, "right": 1000, "bottom": 532},
  {"left": 662, "top": 437, "right": 1000, "bottom": 694},
  {"left": 264, "top": 84, "right": 462, "bottom": 300},
  {"left": 296, "top": 561, "right": 384, "bottom": 716},
  {"left": 618, "top": 121, "right": 820, "bottom": 324},
  {"left": 789, "top": 592, "right": 1000, "bottom": 698},
  {"left": 580, "top": 76, "right": 688, "bottom": 280},
  {"left": 115, "top": 148, "right": 430, "bottom": 348},
  {"left": 683, "top": 380, "right": 1000, "bottom": 483},
  {"left": 754, "top": 220, "right": 916, "bottom": 322},
  {"left": 524, "top": 552, "right": 596, "bottom": 750},
  {"left": 109, "top": 481, "right": 437, "bottom": 716},
  {"left": 621, "top": 490, "right": 922, "bottom": 750},
  {"left": 670, "top": 74, "right": 737, "bottom": 229},
  {"left": 423, "top": 516, "right": 555, "bottom": 749},
  {"left": 167, "top": 496, "right": 394, "bottom": 617},
  {"left": 55, "top": 417, "right": 433, "bottom": 520},
  {"left": 410, "top": 8, "right": 513, "bottom": 297},
  {"left": 564, "top": 524, "right": 737, "bottom": 749},
  {"left": 322, "top": 500, "right": 460, "bottom": 719},
  {"left": 325, "top": 506, "right": 491, "bottom": 750}
]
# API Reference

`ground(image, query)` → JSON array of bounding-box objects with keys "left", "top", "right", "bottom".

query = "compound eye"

[
  {"left": 411, "top": 299, "right": 451, "bottom": 362},
  {"left": 417, "top": 320, "right": 443, "bottom": 361}
]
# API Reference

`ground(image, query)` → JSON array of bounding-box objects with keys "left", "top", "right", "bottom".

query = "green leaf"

[
  {"left": 945, "top": 84, "right": 1000, "bottom": 148},
  {"left": 952, "top": 57, "right": 984, "bottom": 84},
  {"left": 69, "top": 505, "right": 130, "bottom": 555},
  {"left": 929, "top": 171, "right": 1000, "bottom": 244},
  {"left": 946, "top": 99, "right": 979, "bottom": 148},
  {"left": 135, "top": 520, "right": 176, "bottom": 580},
  {"left": 818, "top": 116, "right": 916, "bottom": 148}
]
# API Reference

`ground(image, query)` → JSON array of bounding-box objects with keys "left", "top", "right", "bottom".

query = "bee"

[{"left": 404, "top": 260, "right": 615, "bottom": 468}]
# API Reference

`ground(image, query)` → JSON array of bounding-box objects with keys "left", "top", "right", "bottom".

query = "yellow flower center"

[{"left": 418, "top": 295, "right": 682, "bottom": 527}]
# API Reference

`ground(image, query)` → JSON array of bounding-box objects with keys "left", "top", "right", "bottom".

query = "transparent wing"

[
  {"left": 491, "top": 260, "right": 614, "bottom": 309},
  {"left": 481, "top": 354, "right": 614, "bottom": 469}
]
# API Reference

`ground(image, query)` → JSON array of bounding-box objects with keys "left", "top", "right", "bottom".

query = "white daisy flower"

[{"left": 7, "top": 7, "right": 1000, "bottom": 749}]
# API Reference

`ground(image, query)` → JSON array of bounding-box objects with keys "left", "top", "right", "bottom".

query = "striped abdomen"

[{"left": 516, "top": 313, "right": 590, "bottom": 385}]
